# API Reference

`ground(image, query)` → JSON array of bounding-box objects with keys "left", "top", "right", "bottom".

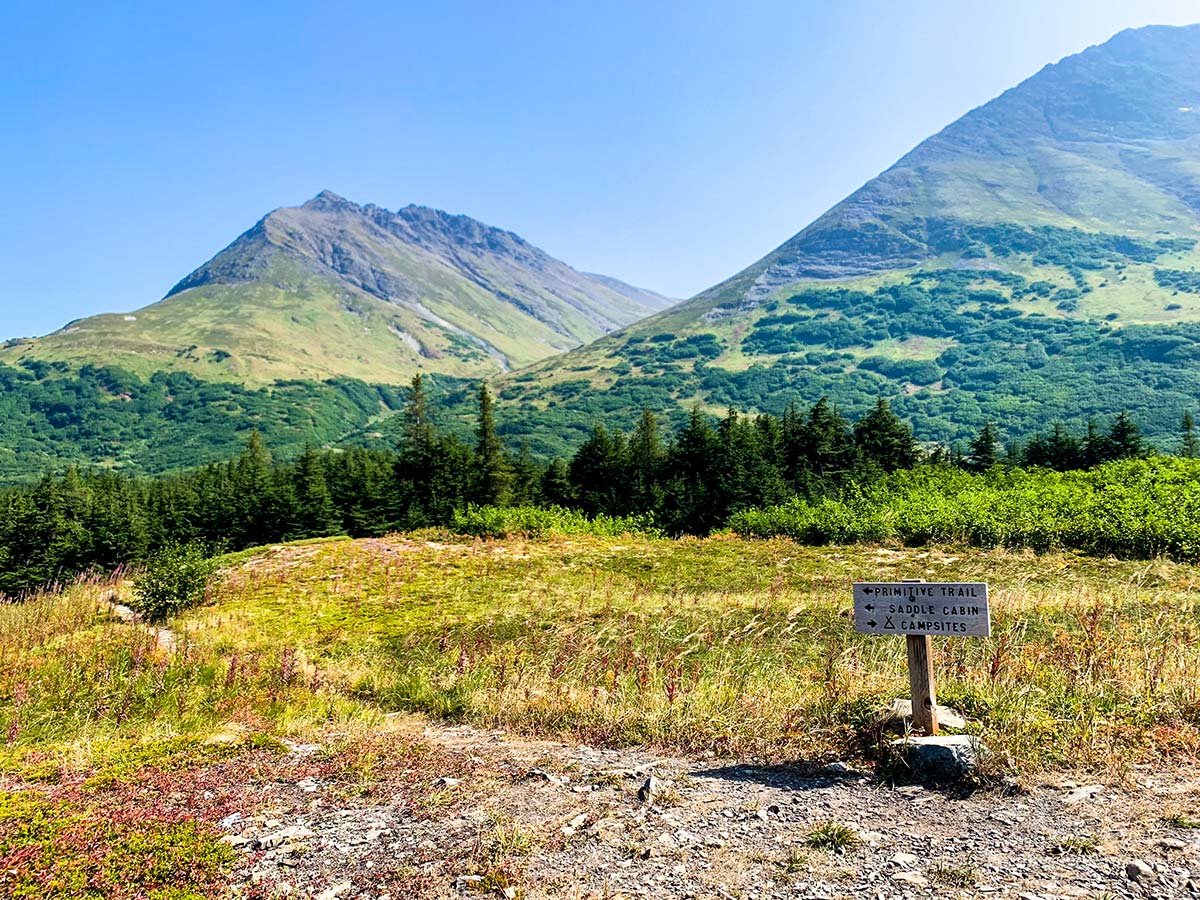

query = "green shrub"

[
  {"left": 729, "top": 458, "right": 1200, "bottom": 561},
  {"left": 451, "top": 505, "right": 663, "bottom": 539},
  {"left": 131, "top": 543, "right": 215, "bottom": 623}
]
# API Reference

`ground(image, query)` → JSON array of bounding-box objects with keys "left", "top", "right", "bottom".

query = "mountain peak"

[
  {"left": 497, "top": 21, "right": 1200, "bottom": 458},
  {"left": 707, "top": 22, "right": 1200, "bottom": 294},
  {"left": 107, "top": 189, "right": 672, "bottom": 384},
  {"left": 301, "top": 190, "right": 359, "bottom": 212},
  {"left": 287, "top": 195, "right": 528, "bottom": 256},
  {"left": 391, "top": 203, "right": 534, "bottom": 258}
]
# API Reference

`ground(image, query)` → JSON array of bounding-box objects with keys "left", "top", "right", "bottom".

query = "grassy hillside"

[
  {"left": 489, "top": 226, "right": 1200, "bottom": 451},
  {"left": 0, "top": 192, "right": 673, "bottom": 386},
  {"left": 727, "top": 24, "right": 1200, "bottom": 287},
  {"left": 483, "top": 25, "right": 1200, "bottom": 451},
  {"left": 0, "top": 361, "right": 455, "bottom": 480}
]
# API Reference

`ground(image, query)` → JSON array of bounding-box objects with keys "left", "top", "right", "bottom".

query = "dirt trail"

[
  {"left": 221, "top": 718, "right": 1200, "bottom": 900},
  {"left": 104, "top": 593, "right": 177, "bottom": 652}
]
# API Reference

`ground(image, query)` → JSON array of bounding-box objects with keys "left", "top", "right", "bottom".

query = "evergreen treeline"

[{"left": 0, "top": 374, "right": 1180, "bottom": 596}]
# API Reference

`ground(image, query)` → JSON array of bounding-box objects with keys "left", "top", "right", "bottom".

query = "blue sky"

[{"left": 2, "top": 0, "right": 1198, "bottom": 338}]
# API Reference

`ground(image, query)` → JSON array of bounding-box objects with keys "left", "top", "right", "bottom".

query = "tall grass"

[
  {"left": 0, "top": 574, "right": 351, "bottom": 761},
  {"left": 7, "top": 535, "right": 1197, "bottom": 775}
]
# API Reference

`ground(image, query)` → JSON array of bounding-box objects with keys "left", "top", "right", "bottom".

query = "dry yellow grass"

[{"left": 4, "top": 534, "right": 1200, "bottom": 777}]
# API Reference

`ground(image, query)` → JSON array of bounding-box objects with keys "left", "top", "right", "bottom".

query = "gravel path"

[{"left": 224, "top": 720, "right": 1200, "bottom": 899}]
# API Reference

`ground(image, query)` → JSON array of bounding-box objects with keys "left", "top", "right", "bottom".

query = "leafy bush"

[
  {"left": 730, "top": 458, "right": 1200, "bottom": 561},
  {"left": 131, "top": 543, "right": 215, "bottom": 623},
  {"left": 1155, "top": 268, "right": 1200, "bottom": 294},
  {"left": 451, "top": 505, "right": 663, "bottom": 539},
  {"left": 857, "top": 355, "right": 942, "bottom": 385}
]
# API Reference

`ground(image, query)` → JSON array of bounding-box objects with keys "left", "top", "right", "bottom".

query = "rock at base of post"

[
  {"left": 874, "top": 698, "right": 968, "bottom": 732},
  {"left": 890, "top": 735, "right": 988, "bottom": 782}
]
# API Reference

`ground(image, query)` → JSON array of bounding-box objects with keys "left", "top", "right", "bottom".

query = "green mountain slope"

[
  {"left": 495, "top": 24, "right": 1200, "bottom": 451},
  {"left": 0, "top": 192, "right": 673, "bottom": 385}
]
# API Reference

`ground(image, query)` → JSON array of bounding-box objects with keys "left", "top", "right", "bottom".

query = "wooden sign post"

[
  {"left": 905, "top": 633, "right": 937, "bottom": 734},
  {"left": 852, "top": 580, "right": 990, "bottom": 736}
]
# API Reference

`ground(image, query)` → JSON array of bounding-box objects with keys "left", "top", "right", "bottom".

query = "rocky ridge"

[
  {"left": 167, "top": 191, "right": 672, "bottom": 344},
  {"left": 0, "top": 191, "right": 673, "bottom": 386}
]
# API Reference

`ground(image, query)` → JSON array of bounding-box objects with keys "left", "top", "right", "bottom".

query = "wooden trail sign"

[
  {"left": 852, "top": 582, "right": 990, "bottom": 637},
  {"left": 853, "top": 581, "right": 991, "bottom": 735}
]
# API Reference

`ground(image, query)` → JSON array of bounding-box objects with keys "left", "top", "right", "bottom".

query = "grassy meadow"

[{"left": 5, "top": 533, "right": 1200, "bottom": 775}]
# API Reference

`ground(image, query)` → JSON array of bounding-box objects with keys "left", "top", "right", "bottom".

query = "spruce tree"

[
  {"left": 332, "top": 448, "right": 392, "bottom": 536},
  {"left": 661, "top": 407, "right": 721, "bottom": 534},
  {"left": 778, "top": 400, "right": 809, "bottom": 490},
  {"left": 231, "top": 431, "right": 280, "bottom": 545},
  {"left": 84, "top": 472, "right": 148, "bottom": 571},
  {"left": 1108, "top": 411, "right": 1144, "bottom": 460},
  {"left": 429, "top": 433, "right": 475, "bottom": 523},
  {"left": 473, "top": 384, "right": 512, "bottom": 506},
  {"left": 395, "top": 374, "right": 441, "bottom": 526},
  {"left": 3, "top": 474, "right": 70, "bottom": 590},
  {"left": 391, "top": 375, "right": 478, "bottom": 526},
  {"left": 752, "top": 413, "right": 790, "bottom": 506},
  {"left": 270, "top": 465, "right": 300, "bottom": 542},
  {"left": 40, "top": 470, "right": 91, "bottom": 584},
  {"left": 540, "top": 458, "right": 574, "bottom": 507},
  {"left": 716, "top": 408, "right": 787, "bottom": 516},
  {"left": 1047, "top": 423, "right": 1083, "bottom": 470},
  {"left": 1083, "top": 418, "right": 1113, "bottom": 467},
  {"left": 853, "top": 398, "right": 919, "bottom": 473},
  {"left": 1182, "top": 411, "right": 1198, "bottom": 459},
  {"left": 627, "top": 408, "right": 666, "bottom": 513},
  {"left": 966, "top": 423, "right": 1002, "bottom": 472},
  {"left": 569, "top": 424, "right": 626, "bottom": 515},
  {"left": 294, "top": 445, "right": 340, "bottom": 537},
  {"left": 715, "top": 408, "right": 747, "bottom": 517},
  {"left": 509, "top": 442, "right": 542, "bottom": 506},
  {"left": 1024, "top": 423, "right": 1083, "bottom": 471},
  {"left": 402, "top": 374, "right": 435, "bottom": 453},
  {"left": 803, "top": 398, "right": 856, "bottom": 485}
]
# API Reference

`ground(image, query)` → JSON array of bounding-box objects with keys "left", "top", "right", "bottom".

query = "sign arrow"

[
  {"left": 867, "top": 620, "right": 877, "bottom": 628},
  {"left": 865, "top": 604, "right": 875, "bottom": 611}
]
